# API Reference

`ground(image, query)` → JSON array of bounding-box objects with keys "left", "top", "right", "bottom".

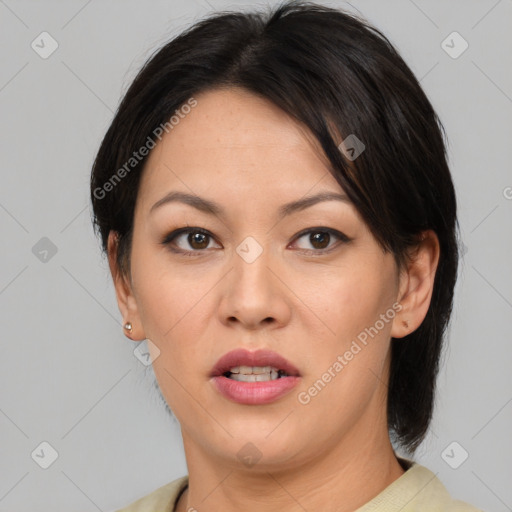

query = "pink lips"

[{"left": 210, "top": 348, "right": 301, "bottom": 405}]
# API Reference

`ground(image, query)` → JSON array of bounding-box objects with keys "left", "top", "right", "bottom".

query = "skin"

[{"left": 108, "top": 87, "right": 440, "bottom": 512}]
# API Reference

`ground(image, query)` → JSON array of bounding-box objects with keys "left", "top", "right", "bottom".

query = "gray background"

[{"left": 0, "top": 0, "right": 511, "bottom": 510}]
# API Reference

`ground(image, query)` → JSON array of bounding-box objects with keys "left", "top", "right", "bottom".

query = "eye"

[
  {"left": 161, "top": 227, "right": 220, "bottom": 255},
  {"left": 162, "top": 226, "right": 351, "bottom": 256},
  {"left": 291, "top": 227, "right": 351, "bottom": 254}
]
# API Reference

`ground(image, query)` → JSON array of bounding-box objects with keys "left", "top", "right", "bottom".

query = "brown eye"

[
  {"left": 162, "top": 227, "right": 221, "bottom": 254},
  {"left": 188, "top": 231, "right": 209, "bottom": 249},
  {"left": 292, "top": 227, "right": 350, "bottom": 253},
  {"left": 309, "top": 231, "right": 331, "bottom": 249}
]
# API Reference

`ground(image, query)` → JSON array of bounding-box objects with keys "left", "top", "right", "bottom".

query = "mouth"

[
  {"left": 210, "top": 348, "right": 301, "bottom": 379},
  {"left": 210, "top": 348, "right": 301, "bottom": 405}
]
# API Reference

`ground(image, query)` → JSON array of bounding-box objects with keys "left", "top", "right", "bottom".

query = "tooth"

[
  {"left": 230, "top": 371, "right": 283, "bottom": 382},
  {"left": 252, "top": 366, "right": 272, "bottom": 374},
  {"left": 226, "top": 365, "right": 289, "bottom": 380},
  {"left": 232, "top": 374, "right": 254, "bottom": 382}
]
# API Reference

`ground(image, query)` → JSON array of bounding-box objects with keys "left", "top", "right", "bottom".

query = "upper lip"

[{"left": 210, "top": 348, "right": 301, "bottom": 378}]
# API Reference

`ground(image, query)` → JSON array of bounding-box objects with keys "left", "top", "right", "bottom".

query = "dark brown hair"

[{"left": 90, "top": 0, "right": 459, "bottom": 452}]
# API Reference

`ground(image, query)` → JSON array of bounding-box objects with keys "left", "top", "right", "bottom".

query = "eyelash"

[{"left": 161, "top": 226, "right": 351, "bottom": 256}]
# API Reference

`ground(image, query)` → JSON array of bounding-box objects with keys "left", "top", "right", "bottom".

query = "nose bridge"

[
  {"left": 232, "top": 234, "right": 273, "bottom": 298},
  {"left": 218, "top": 234, "right": 290, "bottom": 329},
  {"left": 235, "top": 235, "right": 267, "bottom": 269}
]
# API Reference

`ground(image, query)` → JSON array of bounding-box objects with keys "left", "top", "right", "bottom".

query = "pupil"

[
  {"left": 310, "top": 231, "right": 330, "bottom": 249},
  {"left": 189, "top": 232, "right": 209, "bottom": 249}
]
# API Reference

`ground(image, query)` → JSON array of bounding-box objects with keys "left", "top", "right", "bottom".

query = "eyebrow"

[{"left": 149, "top": 190, "right": 351, "bottom": 218}]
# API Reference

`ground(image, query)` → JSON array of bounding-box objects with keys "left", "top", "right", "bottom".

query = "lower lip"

[{"left": 211, "top": 375, "right": 301, "bottom": 405}]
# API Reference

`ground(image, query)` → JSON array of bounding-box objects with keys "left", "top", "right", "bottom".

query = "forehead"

[
  {"left": 137, "top": 87, "right": 343, "bottom": 208},
  {"left": 168, "top": 87, "right": 318, "bottom": 148}
]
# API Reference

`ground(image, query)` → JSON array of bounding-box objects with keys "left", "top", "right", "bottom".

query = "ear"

[
  {"left": 391, "top": 230, "right": 440, "bottom": 339},
  {"left": 107, "top": 231, "right": 145, "bottom": 341}
]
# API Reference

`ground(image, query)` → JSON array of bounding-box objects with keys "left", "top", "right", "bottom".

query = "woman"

[{"left": 90, "top": 2, "right": 481, "bottom": 510}]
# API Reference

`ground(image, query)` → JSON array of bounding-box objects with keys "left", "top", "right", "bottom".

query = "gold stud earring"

[{"left": 124, "top": 322, "right": 133, "bottom": 334}]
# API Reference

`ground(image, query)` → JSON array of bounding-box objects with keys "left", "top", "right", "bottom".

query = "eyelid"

[{"left": 161, "top": 226, "right": 213, "bottom": 245}]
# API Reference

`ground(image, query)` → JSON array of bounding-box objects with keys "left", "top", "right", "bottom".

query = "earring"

[
  {"left": 402, "top": 320, "right": 409, "bottom": 329},
  {"left": 124, "top": 322, "right": 133, "bottom": 334}
]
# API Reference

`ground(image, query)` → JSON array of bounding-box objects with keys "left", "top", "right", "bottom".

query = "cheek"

[
  {"left": 295, "top": 281, "right": 395, "bottom": 435},
  {"left": 133, "top": 262, "right": 212, "bottom": 344},
  {"left": 131, "top": 254, "right": 217, "bottom": 414},
  {"left": 130, "top": 244, "right": 222, "bottom": 375},
  {"left": 292, "top": 255, "right": 397, "bottom": 344},
  {"left": 293, "top": 254, "right": 398, "bottom": 399}
]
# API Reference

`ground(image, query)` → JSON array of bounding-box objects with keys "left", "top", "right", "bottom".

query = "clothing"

[
  {"left": 115, "top": 460, "right": 482, "bottom": 511},
  {"left": 114, "top": 475, "right": 188, "bottom": 512}
]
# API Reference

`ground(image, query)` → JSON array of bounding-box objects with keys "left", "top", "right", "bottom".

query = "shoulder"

[
  {"left": 113, "top": 476, "right": 188, "bottom": 512},
  {"left": 357, "top": 460, "right": 483, "bottom": 512},
  {"left": 403, "top": 463, "right": 481, "bottom": 511}
]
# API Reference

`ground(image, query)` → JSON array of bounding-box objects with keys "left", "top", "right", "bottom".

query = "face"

[{"left": 119, "top": 88, "right": 407, "bottom": 470}]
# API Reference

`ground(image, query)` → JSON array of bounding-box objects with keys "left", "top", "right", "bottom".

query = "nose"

[{"left": 217, "top": 240, "right": 292, "bottom": 331}]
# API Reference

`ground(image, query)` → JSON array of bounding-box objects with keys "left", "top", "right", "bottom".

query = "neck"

[{"left": 176, "top": 426, "right": 404, "bottom": 512}]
